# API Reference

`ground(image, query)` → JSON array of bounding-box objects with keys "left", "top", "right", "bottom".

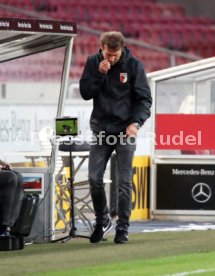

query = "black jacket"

[{"left": 79, "top": 47, "right": 152, "bottom": 134}]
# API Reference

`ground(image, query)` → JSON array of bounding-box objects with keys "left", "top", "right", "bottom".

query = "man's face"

[{"left": 101, "top": 45, "right": 122, "bottom": 65}]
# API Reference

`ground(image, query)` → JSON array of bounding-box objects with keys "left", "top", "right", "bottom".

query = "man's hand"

[
  {"left": 99, "top": 60, "right": 111, "bottom": 74},
  {"left": 126, "top": 124, "right": 139, "bottom": 137}
]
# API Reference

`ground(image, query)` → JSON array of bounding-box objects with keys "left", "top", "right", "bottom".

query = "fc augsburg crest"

[{"left": 120, "top": 73, "right": 127, "bottom": 83}]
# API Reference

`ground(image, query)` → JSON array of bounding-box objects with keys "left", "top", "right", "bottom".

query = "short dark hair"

[{"left": 100, "top": 31, "right": 125, "bottom": 50}]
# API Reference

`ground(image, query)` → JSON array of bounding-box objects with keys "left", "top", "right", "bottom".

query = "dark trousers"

[
  {"left": 0, "top": 170, "right": 23, "bottom": 228},
  {"left": 89, "top": 132, "right": 136, "bottom": 231}
]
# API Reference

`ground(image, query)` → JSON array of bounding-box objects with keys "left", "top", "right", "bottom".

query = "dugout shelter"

[
  {"left": 148, "top": 57, "right": 215, "bottom": 222},
  {"left": 0, "top": 17, "right": 77, "bottom": 242}
]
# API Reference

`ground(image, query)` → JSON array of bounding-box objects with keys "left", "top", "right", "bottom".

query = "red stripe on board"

[{"left": 156, "top": 114, "right": 215, "bottom": 150}]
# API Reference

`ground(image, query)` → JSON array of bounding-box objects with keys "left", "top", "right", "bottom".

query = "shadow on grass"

[{"left": 1, "top": 231, "right": 215, "bottom": 259}]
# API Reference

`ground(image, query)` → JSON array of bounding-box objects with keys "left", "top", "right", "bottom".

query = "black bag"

[{"left": 11, "top": 193, "right": 39, "bottom": 237}]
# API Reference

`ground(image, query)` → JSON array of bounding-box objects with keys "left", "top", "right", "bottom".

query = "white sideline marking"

[
  {"left": 162, "top": 268, "right": 215, "bottom": 276},
  {"left": 142, "top": 223, "right": 215, "bottom": 233}
]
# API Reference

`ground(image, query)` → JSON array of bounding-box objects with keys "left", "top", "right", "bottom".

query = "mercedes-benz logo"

[{"left": 191, "top": 183, "right": 212, "bottom": 203}]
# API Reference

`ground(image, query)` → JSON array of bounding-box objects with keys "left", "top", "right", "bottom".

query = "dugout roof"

[{"left": 0, "top": 17, "right": 77, "bottom": 62}]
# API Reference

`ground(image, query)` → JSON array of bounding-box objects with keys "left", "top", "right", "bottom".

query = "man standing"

[{"left": 79, "top": 31, "right": 152, "bottom": 243}]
